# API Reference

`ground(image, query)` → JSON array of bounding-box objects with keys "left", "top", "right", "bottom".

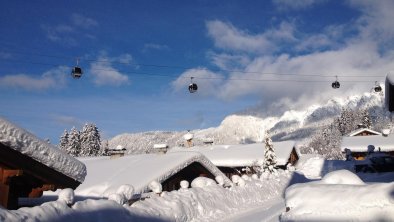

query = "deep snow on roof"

[
  {"left": 341, "top": 133, "right": 394, "bottom": 152},
  {"left": 76, "top": 151, "right": 231, "bottom": 196},
  {"left": 0, "top": 117, "right": 86, "bottom": 182},
  {"left": 169, "top": 141, "right": 297, "bottom": 167}
]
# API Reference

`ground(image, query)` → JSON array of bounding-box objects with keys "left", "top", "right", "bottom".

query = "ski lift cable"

[
  {"left": 0, "top": 50, "right": 388, "bottom": 79},
  {"left": 0, "top": 58, "right": 387, "bottom": 83}
]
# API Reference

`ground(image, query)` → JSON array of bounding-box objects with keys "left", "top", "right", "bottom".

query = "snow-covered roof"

[
  {"left": 153, "top": 144, "right": 168, "bottom": 149},
  {"left": 76, "top": 152, "right": 231, "bottom": 196},
  {"left": 0, "top": 117, "right": 86, "bottom": 182},
  {"left": 169, "top": 141, "right": 297, "bottom": 167},
  {"left": 183, "top": 132, "right": 194, "bottom": 140},
  {"left": 341, "top": 133, "right": 394, "bottom": 152},
  {"left": 387, "top": 72, "right": 394, "bottom": 84},
  {"left": 347, "top": 128, "right": 381, "bottom": 137}
]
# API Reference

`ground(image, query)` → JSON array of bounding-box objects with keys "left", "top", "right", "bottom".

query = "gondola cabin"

[
  {"left": 189, "top": 83, "right": 198, "bottom": 93},
  {"left": 71, "top": 66, "right": 83, "bottom": 79},
  {"left": 332, "top": 81, "right": 340, "bottom": 89}
]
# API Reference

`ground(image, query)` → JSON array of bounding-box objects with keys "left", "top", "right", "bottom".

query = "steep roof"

[
  {"left": 169, "top": 141, "right": 297, "bottom": 167},
  {"left": 76, "top": 152, "right": 231, "bottom": 196},
  {"left": 347, "top": 128, "right": 381, "bottom": 137},
  {"left": 341, "top": 134, "right": 394, "bottom": 152},
  {"left": 0, "top": 117, "right": 86, "bottom": 183}
]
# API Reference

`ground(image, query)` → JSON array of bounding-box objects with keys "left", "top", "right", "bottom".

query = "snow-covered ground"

[{"left": 1, "top": 154, "right": 393, "bottom": 222}]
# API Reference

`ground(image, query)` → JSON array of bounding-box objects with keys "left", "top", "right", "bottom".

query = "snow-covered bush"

[
  {"left": 215, "top": 175, "right": 224, "bottom": 186},
  {"left": 108, "top": 193, "right": 126, "bottom": 205},
  {"left": 191, "top": 177, "right": 217, "bottom": 188},
  {"left": 116, "top": 184, "right": 134, "bottom": 201},
  {"left": 58, "top": 188, "right": 75, "bottom": 205},
  {"left": 180, "top": 180, "right": 189, "bottom": 189},
  {"left": 148, "top": 180, "right": 162, "bottom": 194},
  {"left": 231, "top": 175, "right": 246, "bottom": 187}
]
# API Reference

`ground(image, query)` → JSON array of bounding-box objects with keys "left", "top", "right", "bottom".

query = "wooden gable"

[{"left": 0, "top": 143, "right": 81, "bottom": 209}]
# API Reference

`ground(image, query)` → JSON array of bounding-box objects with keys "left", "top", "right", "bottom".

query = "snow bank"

[
  {"left": 0, "top": 117, "right": 86, "bottom": 182},
  {"left": 0, "top": 171, "right": 291, "bottom": 222},
  {"left": 282, "top": 170, "right": 394, "bottom": 221}
]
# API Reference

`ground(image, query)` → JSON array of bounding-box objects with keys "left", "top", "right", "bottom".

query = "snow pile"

[
  {"left": 132, "top": 171, "right": 291, "bottom": 222},
  {"left": 0, "top": 117, "right": 86, "bottom": 182},
  {"left": 296, "top": 155, "right": 354, "bottom": 179},
  {"left": 58, "top": 189, "right": 75, "bottom": 205},
  {"left": 282, "top": 170, "right": 394, "bottom": 221},
  {"left": 190, "top": 177, "right": 217, "bottom": 188},
  {"left": 0, "top": 171, "right": 291, "bottom": 222},
  {"left": 321, "top": 169, "right": 364, "bottom": 185},
  {"left": 148, "top": 181, "right": 162, "bottom": 194}
]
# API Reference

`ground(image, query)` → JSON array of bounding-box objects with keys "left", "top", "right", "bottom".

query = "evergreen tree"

[
  {"left": 68, "top": 127, "right": 81, "bottom": 157},
  {"left": 360, "top": 109, "right": 372, "bottom": 129},
  {"left": 262, "top": 133, "right": 277, "bottom": 174},
  {"left": 80, "top": 123, "right": 101, "bottom": 156},
  {"left": 100, "top": 140, "right": 109, "bottom": 156},
  {"left": 59, "top": 130, "right": 69, "bottom": 153}
]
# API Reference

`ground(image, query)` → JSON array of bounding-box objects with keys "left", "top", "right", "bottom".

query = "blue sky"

[{"left": 1, "top": 0, "right": 394, "bottom": 143}]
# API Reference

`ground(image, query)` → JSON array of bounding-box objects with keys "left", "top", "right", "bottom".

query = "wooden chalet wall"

[
  {"left": 0, "top": 143, "right": 80, "bottom": 209},
  {"left": 161, "top": 162, "right": 215, "bottom": 191},
  {"left": 288, "top": 147, "right": 299, "bottom": 166}
]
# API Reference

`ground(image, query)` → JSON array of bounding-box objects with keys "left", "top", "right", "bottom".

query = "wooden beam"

[
  {"left": 0, "top": 183, "right": 9, "bottom": 209},
  {"left": 1, "top": 169, "right": 23, "bottom": 184},
  {"left": 29, "top": 184, "right": 56, "bottom": 198}
]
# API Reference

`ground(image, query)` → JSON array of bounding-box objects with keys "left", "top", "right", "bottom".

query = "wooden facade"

[
  {"left": 161, "top": 162, "right": 216, "bottom": 191},
  {"left": 0, "top": 143, "right": 80, "bottom": 209}
]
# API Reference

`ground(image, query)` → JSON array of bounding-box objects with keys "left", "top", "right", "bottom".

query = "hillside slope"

[{"left": 109, "top": 91, "right": 388, "bottom": 154}]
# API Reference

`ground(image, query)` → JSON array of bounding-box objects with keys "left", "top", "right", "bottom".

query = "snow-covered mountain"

[{"left": 109, "top": 91, "right": 388, "bottom": 154}]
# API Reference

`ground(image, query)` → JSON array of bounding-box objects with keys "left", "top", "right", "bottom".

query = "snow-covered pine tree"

[
  {"left": 80, "top": 123, "right": 101, "bottom": 156},
  {"left": 360, "top": 109, "right": 372, "bottom": 129},
  {"left": 59, "top": 130, "right": 69, "bottom": 153},
  {"left": 68, "top": 127, "right": 81, "bottom": 157},
  {"left": 100, "top": 140, "right": 109, "bottom": 156},
  {"left": 262, "top": 133, "right": 277, "bottom": 174}
]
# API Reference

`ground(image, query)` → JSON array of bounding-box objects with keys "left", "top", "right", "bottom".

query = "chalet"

[
  {"left": 0, "top": 118, "right": 86, "bottom": 209},
  {"left": 169, "top": 141, "right": 300, "bottom": 178},
  {"left": 203, "top": 138, "right": 214, "bottom": 146},
  {"left": 108, "top": 145, "right": 127, "bottom": 159},
  {"left": 75, "top": 152, "right": 231, "bottom": 197},
  {"left": 341, "top": 132, "right": 394, "bottom": 160},
  {"left": 153, "top": 144, "right": 169, "bottom": 154},
  {"left": 184, "top": 131, "right": 194, "bottom": 147}
]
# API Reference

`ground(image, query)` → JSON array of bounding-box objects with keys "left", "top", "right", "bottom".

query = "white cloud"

[
  {"left": 89, "top": 54, "right": 130, "bottom": 86},
  {"left": 71, "top": 14, "right": 98, "bottom": 28},
  {"left": 0, "top": 66, "right": 68, "bottom": 91},
  {"left": 117, "top": 54, "right": 133, "bottom": 64},
  {"left": 206, "top": 20, "right": 296, "bottom": 54},
  {"left": 51, "top": 115, "right": 82, "bottom": 128},
  {"left": 172, "top": 68, "right": 224, "bottom": 96},
  {"left": 180, "top": 1, "right": 394, "bottom": 108},
  {"left": 273, "top": 0, "right": 326, "bottom": 10},
  {"left": 42, "top": 14, "right": 98, "bottom": 45}
]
